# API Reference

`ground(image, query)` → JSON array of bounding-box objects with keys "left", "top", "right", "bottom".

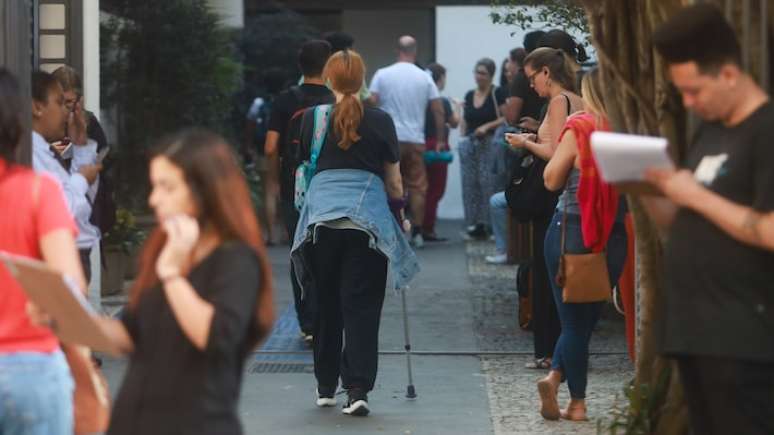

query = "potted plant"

[{"left": 101, "top": 208, "right": 144, "bottom": 296}]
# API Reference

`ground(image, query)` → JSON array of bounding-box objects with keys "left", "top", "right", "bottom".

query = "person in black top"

[
  {"left": 93, "top": 129, "right": 274, "bottom": 435},
  {"left": 460, "top": 58, "right": 508, "bottom": 238},
  {"left": 507, "top": 31, "right": 547, "bottom": 127},
  {"left": 264, "top": 40, "right": 334, "bottom": 340},
  {"left": 644, "top": 5, "right": 774, "bottom": 435},
  {"left": 297, "top": 49, "right": 405, "bottom": 417}
]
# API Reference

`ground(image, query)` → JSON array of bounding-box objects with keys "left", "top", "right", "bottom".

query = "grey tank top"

[{"left": 556, "top": 168, "right": 581, "bottom": 215}]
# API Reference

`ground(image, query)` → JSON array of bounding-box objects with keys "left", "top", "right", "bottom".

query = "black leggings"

[
  {"left": 531, "top": 215, "right": 560, "bottom": 360},
  {"left": 308, "top": 227, "right": 388, "bottom": 391}
]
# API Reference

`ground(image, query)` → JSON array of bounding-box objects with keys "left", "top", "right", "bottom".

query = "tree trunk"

[
  {"left": 581, "top": 0, "right": 773, "bottom": 433},
  {"left": 581, "top": 0, "right": 690, "bottom": 433}
]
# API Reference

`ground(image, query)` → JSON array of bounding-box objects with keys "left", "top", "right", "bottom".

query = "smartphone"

[
  {"left": 52, "top": 140, "right": 74, "bottom": 160},
  {"left": 96, "top": 146, "right": 111, "bottom": 164}
]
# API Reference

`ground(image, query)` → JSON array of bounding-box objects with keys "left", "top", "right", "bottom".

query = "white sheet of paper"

[{"left": 590, "top": 132, "right": 674, "bottom": 182}]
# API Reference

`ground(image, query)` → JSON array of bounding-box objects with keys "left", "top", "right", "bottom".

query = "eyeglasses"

[
  {"left": 527, "top": 70, "right": 543, "bottom": 85},
  {"left": 474, "top": 69, "right": 490, "bottom": 76}
]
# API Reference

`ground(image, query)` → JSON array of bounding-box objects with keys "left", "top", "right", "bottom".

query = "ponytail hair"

[
  {"left": 323, "top": 49, "right": 366, "bottom": 150},
  {"left": 524, "top": 47, "right": 577, "bottom": 92}
]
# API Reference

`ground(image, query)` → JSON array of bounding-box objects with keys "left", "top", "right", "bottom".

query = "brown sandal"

[{"left": 537, "top": 379, "right": 560, "bottom": 420}]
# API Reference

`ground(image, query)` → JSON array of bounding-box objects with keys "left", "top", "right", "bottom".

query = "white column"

[
  {"left": 82, "top": 0, "right": 100, "bottom": 116},
  {"left": 207, "top": 0, "right": 243, "bottom": 28}
]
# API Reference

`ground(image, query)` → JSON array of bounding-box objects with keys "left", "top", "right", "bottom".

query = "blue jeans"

[
  {"left": 489, "top": 192, "right": 508, "bottom": 254},
  {"left": 544, "top": 212, "right": 627, "bottom": 399},
  {"left": 0, "top": 350, "right": 73, "bottom": 435}
]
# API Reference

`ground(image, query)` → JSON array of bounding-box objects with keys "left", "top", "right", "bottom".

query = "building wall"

[
  {"left": 82, "top": 0, "right": 99, "bottom": 115},
  {"left": 435, "top": 6, "right": 540, "bottom": 219},
  {"left": 342, "top": 9, "right": 434, "bottom": 81}
]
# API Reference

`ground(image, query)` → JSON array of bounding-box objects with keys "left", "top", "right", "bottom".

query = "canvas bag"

[{"left": 294, "top": 104, "right": 331, "bottom": 211}]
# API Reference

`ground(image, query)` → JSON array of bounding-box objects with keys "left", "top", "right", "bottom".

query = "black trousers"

[
  {"left": 531, "top": 215, "right": 560, "bottom": 360},
  {"left": 677, "top": 355, "right": 774, "bottom": 435},
  {"left": 308, "top": 227, "right": 387, "bottom": 392},
  {"left": 280, "top": 198, "right": 314, "bottom": 334}
]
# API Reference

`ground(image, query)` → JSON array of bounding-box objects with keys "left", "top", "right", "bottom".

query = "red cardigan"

[{"left": 558, "top": 113, "right": 620, "bottom": 253}]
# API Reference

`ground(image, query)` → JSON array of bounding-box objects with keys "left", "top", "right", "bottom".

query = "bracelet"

[{"left": 160, "top": 273, "right": 183, "bottom": 284}]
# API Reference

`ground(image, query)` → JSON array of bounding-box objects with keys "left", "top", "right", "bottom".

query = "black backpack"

[{"left": 279, "top": 86, "right": 334, "bottom": 199}]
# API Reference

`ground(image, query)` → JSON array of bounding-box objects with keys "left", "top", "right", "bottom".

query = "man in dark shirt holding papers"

[{"left": 642, "top": 5, "right": 774, "bottom": 435}]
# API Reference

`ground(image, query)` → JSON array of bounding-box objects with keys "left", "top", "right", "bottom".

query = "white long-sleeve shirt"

[{"left": 32, "top": 131, "right": 100, "bottom": 249}]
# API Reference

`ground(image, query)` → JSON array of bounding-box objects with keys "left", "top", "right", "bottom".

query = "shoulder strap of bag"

[
  {"left": 310, "top": 104, "right": 331, "bottom": 168},
  {"left": 491, "top": 86, "right": 502, "bottom": 119},
  {"left": 558, "top": 92, "right": 575, "bottom": 257},
  {"left": 560, "top": 176, "right": 569, "bottom": 256}
]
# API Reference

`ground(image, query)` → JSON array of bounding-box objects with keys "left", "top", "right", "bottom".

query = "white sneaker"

[
  {"left": 316, "top": 388, "right": 337, "bottom": 407},
  {"left": 411, "top": 232, "right": 424, "bottom": 249},
  {"left": 485, "top": 253, "right": 508, "bottom": 264}
]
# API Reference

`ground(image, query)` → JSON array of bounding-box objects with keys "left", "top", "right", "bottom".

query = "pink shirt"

[{"left": 0, "top": 159, "right": 77, "bottom": 353}]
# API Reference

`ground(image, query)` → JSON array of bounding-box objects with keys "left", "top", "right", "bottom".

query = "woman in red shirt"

[{"left": 0, "top": 70, "right": 87, "bottom": 434}]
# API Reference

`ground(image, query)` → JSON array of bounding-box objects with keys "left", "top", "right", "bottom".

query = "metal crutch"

[{"left": 400, "top": 287, "right": 417, "bottom": 399}]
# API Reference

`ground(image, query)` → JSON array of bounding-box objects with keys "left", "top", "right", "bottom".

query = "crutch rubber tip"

[{"left": 406, "top": 385, "right": 417, "bottom": 399}]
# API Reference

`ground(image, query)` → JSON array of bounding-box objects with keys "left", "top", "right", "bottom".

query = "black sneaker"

[
  {"left": 316, "top": 386, "right": 337, "bottom": 407},
  {"left": 342, "top": 389, "right": 369, "bottom": 416},
  {"left": 466, "top": 224, "right": 487, "bottom": 239}
]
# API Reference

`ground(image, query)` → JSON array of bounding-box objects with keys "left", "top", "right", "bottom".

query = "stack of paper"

[{"left": 590, "top": 131, "right": 674, "bottom": 183}]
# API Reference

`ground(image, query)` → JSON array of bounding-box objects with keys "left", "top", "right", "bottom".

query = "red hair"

[
  {"left": 129, "top": 129, "right": 274, "bottom": 345},
  {"left": 323, "top": 49, "right": 365, "bottom": 150}
]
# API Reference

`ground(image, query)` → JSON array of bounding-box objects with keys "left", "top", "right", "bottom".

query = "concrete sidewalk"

[{"left": 100, "top": 220, "right": 632, "bottom": 434}]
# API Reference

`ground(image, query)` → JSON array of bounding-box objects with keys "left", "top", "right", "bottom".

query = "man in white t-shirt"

[{"left": 369, "top": 35, "right": 447, "bottom": 247}]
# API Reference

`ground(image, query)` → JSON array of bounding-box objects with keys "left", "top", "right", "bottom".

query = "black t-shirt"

[
  {"left": 659, "top": 102, "right": 774, "bottom": 362},
  {"left": 267, "top": 84, "right": 334, "bottom": 159},
  {"left": 300, "top": 106, "right": 400, "bottom": 179},
  {"left": 509, "top": 68, "right": 546, "bottom": 121},
  {"left": 463, "top": 86, "right": 508, "bottom": 133},
  {"left": 425, "top": 96, "right": 453, "bottom": 140},
  {"left": 111, "top": 242, "right": 261, "bottom": 435},
  {"left": 268, "top": 84, "right": 334, "bottom": 199}
]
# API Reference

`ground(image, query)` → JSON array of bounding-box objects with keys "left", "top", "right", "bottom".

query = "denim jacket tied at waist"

[{"left": 291, "top": 169, "right": 420, "bottom": 294}]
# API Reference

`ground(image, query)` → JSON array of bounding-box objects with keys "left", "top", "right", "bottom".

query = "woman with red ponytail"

[{"left": 291, "top": 49, "right": 418, "bottom": 417}]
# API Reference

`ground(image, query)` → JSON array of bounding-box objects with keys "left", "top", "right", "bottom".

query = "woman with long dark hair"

[
  {"left": 0, "top": 68, "right": 85, "bottom": 434},
  {"left": 85, "top": 129, "right": 274, "bottom": 434},
  {"left": 291, "top": 49, "right": 418, "bottom": 417}
]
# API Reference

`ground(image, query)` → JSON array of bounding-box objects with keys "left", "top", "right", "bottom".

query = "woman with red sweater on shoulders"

[{"left": 537, "top": 68, "right": 628, "bottom": 422}]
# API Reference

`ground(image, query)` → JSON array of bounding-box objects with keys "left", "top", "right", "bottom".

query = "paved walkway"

[{"left": 100, "top": 220, "right": 633, "bottom": 434}]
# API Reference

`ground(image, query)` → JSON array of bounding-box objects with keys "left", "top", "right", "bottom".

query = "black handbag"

[{"left": 505, "top": 152, "right": 559, "bottom": 222}]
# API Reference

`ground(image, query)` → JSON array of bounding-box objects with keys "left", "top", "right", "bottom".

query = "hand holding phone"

[{"left": 51, "top": 141, "right": 74, "bottom": 159}]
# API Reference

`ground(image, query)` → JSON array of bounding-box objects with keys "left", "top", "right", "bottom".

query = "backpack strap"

[
  {"left": 289, "top": 86, "right": 304, "bottom": 106},
  {"left": 309, "top": 104, "right": 332, "bottom": 170}
]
